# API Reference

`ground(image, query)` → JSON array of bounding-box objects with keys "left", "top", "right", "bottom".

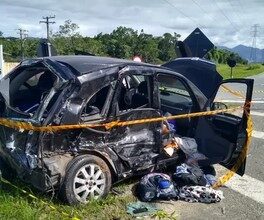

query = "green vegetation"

[
  {"left": 0, "top": 179, "right": 137, "bottom": 220},
  {"left": 1, "top": 20, "right": 180, "bottom": 64},
  {"left": 206, "top": 48, "right": 248, "bottom": 65},
  {"left": 0, "top": 20, "right": 248, "bottom": 67},
  {"left": 217, "top": 63, "right": 264, "bottom": 79}
]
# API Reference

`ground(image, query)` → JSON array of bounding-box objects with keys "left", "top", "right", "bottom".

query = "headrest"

[{"left": 138, "top": 81, "right": 148, "bottom": 95}]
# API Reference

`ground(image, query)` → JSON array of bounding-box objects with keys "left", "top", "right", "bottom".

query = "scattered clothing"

[
  {"left": 174, "top": 137, "right": 207, "bottom": 165},
  {"left": 204, "top": 174, "right": 217, "bottom": 186},
  {"left": 136, "top": 173, "right": 178, "bottom": 202},
  {"left": 135, "top": 169, "right": 223, "bottom": 204},
  {"left": 201, "top": 165, "right": 216, "bottom": 176},
  {"left": 179, "top": 186, "right": 224, "bottom": 203},
  {"left": 127, "top": 201, "right": 158, "bottom": 217},
  {"left": 172, "top": 163, "right": 207, "bottom": 187},
  {"left": 174, "top": 137, "right": 198, "bottom": 156}
]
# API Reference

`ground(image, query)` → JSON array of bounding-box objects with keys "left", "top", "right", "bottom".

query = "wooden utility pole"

[
  {"left": 17, "top": 28, "right": 28, "bottom": 60},
  {"left": 39, "top": 15, "right": 56, "bottom": 40}
]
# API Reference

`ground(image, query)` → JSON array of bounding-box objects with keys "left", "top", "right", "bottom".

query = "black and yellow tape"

[
  {"left": 0, "top": 105, "right": 243, "bottom": 132},
  {"left": 221, "top": 85, "right": 246, "bottom": 99}
]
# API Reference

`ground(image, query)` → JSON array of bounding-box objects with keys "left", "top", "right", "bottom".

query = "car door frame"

[
  {"left": 196, "top": 78, "right": 254, "bottom": 175},
  {"left": 106, "top": 66, "right": 163, "bottom": 172}
]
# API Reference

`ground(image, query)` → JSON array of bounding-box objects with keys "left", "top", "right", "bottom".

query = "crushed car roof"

[{"left": 46, "top": 55, "right": 153, "bottom": 75}]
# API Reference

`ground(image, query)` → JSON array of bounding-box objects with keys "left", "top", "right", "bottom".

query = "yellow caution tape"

[
  {"left": 221, "top": 85, "right": 246, "bottom": 99},
  {"left": 0, "top": 105, "right": 244, "bottom": 132}
]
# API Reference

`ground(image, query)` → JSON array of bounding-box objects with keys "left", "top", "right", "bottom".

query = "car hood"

[{"left": 162, "top": 58, "right": 223, "bottom": 99}]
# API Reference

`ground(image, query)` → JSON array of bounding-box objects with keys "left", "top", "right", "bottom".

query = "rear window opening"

[{"left": 9, "top": 66, "right": 58, "bottom": 115}]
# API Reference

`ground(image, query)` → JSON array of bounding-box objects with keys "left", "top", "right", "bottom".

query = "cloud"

[{"left": 0, "top": 0, "right": 263, "bottom": 48}]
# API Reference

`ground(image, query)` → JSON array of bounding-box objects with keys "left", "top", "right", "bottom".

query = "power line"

[
  {"left": 189, "top": 0, "right": 219, "bottom": 25},
  {"left": 162, "top": 0, "right": 203, "bottom": 28},
  {"left": 39, "top": 15, "right": 56, "bottom": 40},
  {"left": 226, "top": 0, "right": 243, "bottom": 24},
  {"left": 212, "top": 0, "right": 239, "bottom": 32},
  {"left": 250, "top": 24, "right": 260, "bottom": 62},
  {"left": 16, "top": 28, "right": 28, "bottom": 60},
  {"left": 236, "top": 0, "right": 246, "bottom": 14}
]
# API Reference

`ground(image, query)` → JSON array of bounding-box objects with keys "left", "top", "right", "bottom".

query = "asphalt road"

[{"left": 158, "top": 73, "right": 264, "bottom": 220}]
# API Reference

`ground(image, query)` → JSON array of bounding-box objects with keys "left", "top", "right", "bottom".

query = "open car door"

[{"left": 194, "top": 78, "right": 254, "bottom": 176}]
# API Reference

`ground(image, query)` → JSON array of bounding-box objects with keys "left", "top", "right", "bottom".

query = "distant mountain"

[{"left": 218, "top": 44, "right": 264, "bottom": 62}]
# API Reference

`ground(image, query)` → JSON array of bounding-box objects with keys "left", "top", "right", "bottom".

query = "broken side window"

[
  {"left": 81, "top": 85, "right": 111, "bottom": 121},
  {"left": 9, "top": 67, "right": 57, "bottom": 115},
  {"left": 114, "top": 74, "right": 152, "bottom": 113}
]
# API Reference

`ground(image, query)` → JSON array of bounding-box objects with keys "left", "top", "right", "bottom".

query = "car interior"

[
  {"left": 112, "top": 72, "right": 196, "bottom": 137},
  {"left": 157, "top": 74, "right": 195, "bottom": 137},
  {"left": 81, "top": 85, "right": 111, "bottom": 121},
  {"left": 9, "top": 66, "right": 58, "bottom": 116},
  {"left": 117, "top": 75, "right": 150, "bottom": 111}
]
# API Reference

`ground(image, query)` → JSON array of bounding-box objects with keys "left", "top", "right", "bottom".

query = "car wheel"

[{"left": 60, "top": 155, "right": 112, "bottom": 205}]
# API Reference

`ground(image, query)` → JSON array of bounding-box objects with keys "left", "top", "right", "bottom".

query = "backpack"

[{"left": 136, "top": 173, "right": 178, "bottom": 202}]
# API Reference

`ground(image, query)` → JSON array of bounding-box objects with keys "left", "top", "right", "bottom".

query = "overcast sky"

[{"left": 0, "top": 0, "right": 263, "bottom": 48}]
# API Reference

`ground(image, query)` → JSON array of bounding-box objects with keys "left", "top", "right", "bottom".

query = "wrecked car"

[{"left": 0, "top": 56, "right": 253, "bottom": 204}]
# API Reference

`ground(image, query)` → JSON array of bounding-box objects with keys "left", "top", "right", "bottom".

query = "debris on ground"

[{"left": 126, "top": 201, "right": 159, "bottom": 218}]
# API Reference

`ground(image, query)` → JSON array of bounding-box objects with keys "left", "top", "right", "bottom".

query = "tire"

[{"left": 60, "top": 155, "right": 112, "bottom": 205}]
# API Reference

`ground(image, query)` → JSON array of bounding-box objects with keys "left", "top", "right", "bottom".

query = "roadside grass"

[
  {"left": 217, "top": 63, "right": 264, "bottom": 79},
  {"left": 0, "top": 178, "right": 136, "bottom": 220}
]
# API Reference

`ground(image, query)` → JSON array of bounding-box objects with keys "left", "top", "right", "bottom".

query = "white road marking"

[
  {"left": 252, "top": 130, "right": 264, "bottom": 139},
  {"left": 225, "top": 173, "right": 264, "bottom": 205},
  {"left": 251, "top": 111, "right": 264, "bottom": 117}
]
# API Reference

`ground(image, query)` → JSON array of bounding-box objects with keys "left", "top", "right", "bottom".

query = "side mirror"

[{"left": 212, "top": 102, "right": 228, "bottom": 111}]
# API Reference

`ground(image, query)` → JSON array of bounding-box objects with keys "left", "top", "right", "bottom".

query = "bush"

[{"left": 246, "top": 64, "right": 261, "bottom": 70}]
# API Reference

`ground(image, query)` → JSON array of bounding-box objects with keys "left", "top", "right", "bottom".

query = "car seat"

[{"left": 131, "top": 81, "right": 149, "bottom": 108}]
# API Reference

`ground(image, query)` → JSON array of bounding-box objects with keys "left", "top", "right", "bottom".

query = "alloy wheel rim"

[{"left": 73, "top": 163, "right": 106, "bottom": 203}]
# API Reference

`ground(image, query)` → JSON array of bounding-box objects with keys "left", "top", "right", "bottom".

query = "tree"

[
  {"left": 133, "top": 30, "right": 159, "bottom": 63},
  {"left": 158, "top": 32, "right": 181, "bottom": 61},
  {"left": 52, "top": 20, "right": 81, "bottom": 54},
  {"left": 96, "top": 26, "right": 138, "bottom": 58},
  {"left": 54, "top": 20, "right": 80, "bottom": 38},
  {"left": 0, "top": 31, "right": 3, "bottom": 37},
  {"left": 206, "top": 48, "right": 247, "bottom": 64}
]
